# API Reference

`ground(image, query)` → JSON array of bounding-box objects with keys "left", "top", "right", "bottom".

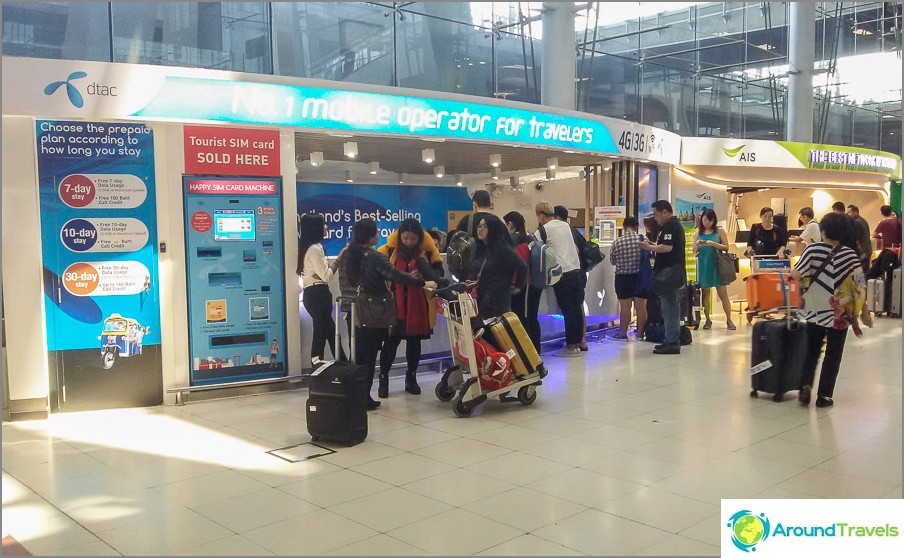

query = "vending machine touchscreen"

[{"left": 183, "top": 177, "right": 286, "bottom": 385}]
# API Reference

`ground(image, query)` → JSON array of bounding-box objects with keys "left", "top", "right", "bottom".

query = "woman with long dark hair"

[
  {"left": 297, "top": 213, "right": 343, "bottom": 362},
  {"left": 503, "top": 210, "right": 541, "bottom": 353},
  {"left": 344, "top": 218, "right": 437, "bottom": 409},
  {"left": 377, "top": 218, "right": 446, "bottom": 398},
  {"left": 693, "top": 208, "right": 735, "bottom": 330},
  {"left": 470, "top": 214, "right": 528, "bottom": 322}
]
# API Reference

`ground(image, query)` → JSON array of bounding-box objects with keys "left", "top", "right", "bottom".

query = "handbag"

[
  {"left": 653, "top": 264, "right": 685, "bottom": 294},
  {"left": 714, "top": 250, "right": 738, "bottom": 284},
  {"left": 354, "top": 287, "right": 397, "bottom": 328},
  {"left": 353, "top": 252, "right": 398, "bottom": 328}
]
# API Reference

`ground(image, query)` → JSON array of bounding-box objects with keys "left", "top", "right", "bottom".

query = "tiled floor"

[{"left": 3, "top": 318, "right": 901, "bottom": 556}]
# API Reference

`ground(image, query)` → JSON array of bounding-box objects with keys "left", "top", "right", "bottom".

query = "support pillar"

[
  {"left": 787, "top": 2, "right": 815, "bottom": 142},
  {"left": 541, "top": 2, "right": 576, "bottom": 110}
]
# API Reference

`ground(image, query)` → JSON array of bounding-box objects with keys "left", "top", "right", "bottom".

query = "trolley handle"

[{"left": 335, "top": 296, "right": 356, "bottom": 364}]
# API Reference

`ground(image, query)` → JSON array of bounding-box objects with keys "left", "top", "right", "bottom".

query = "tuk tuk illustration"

[{"left": 98, "top": 313, "right": 148, "bottom": 369}]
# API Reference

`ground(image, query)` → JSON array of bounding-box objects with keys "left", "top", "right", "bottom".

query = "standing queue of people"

[{"left": 299, "top": 191, "right": 888, "bottom": 406}]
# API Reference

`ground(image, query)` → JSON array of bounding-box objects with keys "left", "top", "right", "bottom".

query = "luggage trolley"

[{"left": 433, "top": 290, "right": 546, "bottom": 418}]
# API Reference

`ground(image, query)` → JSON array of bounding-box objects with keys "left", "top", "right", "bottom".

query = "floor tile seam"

[
  {"left": 1, "top": 452, "right": 115, "bottom": 482},
  {"left": 408, "top": 447, "right": 516, "bottom": 468},
  {"left": 190, "top": 495, "right": 323, "bottom": 535},
  {"left": 589, "top": 504, "right": 708, "bottom": 536},
  {"left": 146, "top": 471, "right": 273, "bottom": 509},
  {"left": 809, "top": 452, "right": 904, "bottom": 484},
  {"left": 779, "top": 467, "right": 899, "bottom": 497},
  {"left": 465, "top": 501, "right": 593, "bottom": 540},
  {"left": 461, "top": 483, "right": 592, "bottom": 519},
  {"left": 534, "top": 507, "right": 676, "bottom": 547},
  {"left": 14, "top": 538, "right": 123, "bottom": 556},
  {"left": 273, "top": 479, "right": 396, "bottom": 509},
  {"left": 4, "top": 482, "right": 120, "bottom": 549},
  {"left": 325, "top": 486, "right": 458, "bottom": 535},
  {"left": 338, "top": 468, "right": 466, "bottom": 507},
  {"left": 522, "top": 528, "right": 595, "bottom": 556},
  {"left": 584, "top": 473, "right": 720, "bottom": 509}
]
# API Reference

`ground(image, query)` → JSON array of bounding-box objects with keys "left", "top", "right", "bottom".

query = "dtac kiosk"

[{"left": 183, "top": 176, "right": 287, "bottom": 385}]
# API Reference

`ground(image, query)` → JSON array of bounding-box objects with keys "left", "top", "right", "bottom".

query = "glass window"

[
  {"left": 111, "top": 2, "right": 270, "bottom": 73},
  {"left": 2, "top": 1, "right": 111, "bottom": 61},
  {"left": 273, "top": 2, "right": 392, "bottom": 85}
]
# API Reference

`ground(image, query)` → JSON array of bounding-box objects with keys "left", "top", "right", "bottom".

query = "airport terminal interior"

[{"left": 2, "top": 1, "right": 903, "bottom": 556}]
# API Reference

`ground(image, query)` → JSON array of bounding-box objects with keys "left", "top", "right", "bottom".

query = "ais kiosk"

[{"left": 183, "top": 177, "right": 287, "bottom": 385}]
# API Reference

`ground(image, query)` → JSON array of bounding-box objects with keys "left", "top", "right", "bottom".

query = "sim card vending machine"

[{"left": 183, "top": 176, "right": 287, "bottom": 385}]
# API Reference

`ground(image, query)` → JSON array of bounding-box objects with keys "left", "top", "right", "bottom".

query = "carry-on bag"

[
  {"left": 750, "top": 275, "right": 805, "bottom": 402},
  {"left": 680, "top": 281, "right": 702, "bottom": 329},
  {"left": 486, "top": 312, "right": 544, "bottom": 378},
  {"left": 867, "top": 278, "right": 887, "bottom": 314},
  {"left": 890, "top": 268, "right": 902, "bottom": 317},
  {"left": 306, "top": 297, "right": 368, "bottom": 446}
]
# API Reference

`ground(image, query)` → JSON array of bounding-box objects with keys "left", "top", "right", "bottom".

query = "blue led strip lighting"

[{"left": 133, "top": 77, "right": 620, "bottom": 154}]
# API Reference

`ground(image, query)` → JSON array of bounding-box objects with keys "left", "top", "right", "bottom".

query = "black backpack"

[
  {"left": 572, "top": 227, "right": 604, "bottom": 272},
  {"left": 447, "top": 215, "right": 477, "bottom": 280}
]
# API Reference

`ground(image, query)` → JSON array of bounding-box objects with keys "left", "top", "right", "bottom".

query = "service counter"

[{"left": 299, "top": 250, "right": 618, "bottom": 367}]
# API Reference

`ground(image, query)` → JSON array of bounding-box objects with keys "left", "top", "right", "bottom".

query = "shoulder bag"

[
  {"left": 353, "top": 251, "right": 398, "bottom": 328},
  {"left": 714, "top": 250, "right": 738, "bottom": 284}
]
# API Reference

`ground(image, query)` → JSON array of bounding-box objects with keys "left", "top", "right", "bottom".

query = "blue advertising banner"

[
  {"left": 135, "top": 78, "right": 622, "bottom": 155},
  {"left": 297, "top": 182, "right": 473, "bottom": 256},
  {"left": 36, "top": 120, "right": 163, "bottom": 409}
]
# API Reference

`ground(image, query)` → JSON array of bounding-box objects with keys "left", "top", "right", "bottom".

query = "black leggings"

[
  {"left": 355, "top": 326, "right": 388, "bottom": 395},
  {"left": 303, "top": 284, "right": 341, "bottom": 361},
  {"left": 800, "top": 322, "right": 848, "bottom": 399},
  {"left": 380, "top": 335, "right": 422, "bottom": 377}
]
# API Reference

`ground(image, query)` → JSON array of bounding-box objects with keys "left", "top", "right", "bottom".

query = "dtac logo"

[
  {"left": 44, "top": 71, "right": 117, "bottom": 108},
  {"left": 722, "top": 144, "right": 756, "bottom": 162},
  {"left": 727, "top": 510, "right": 771, "bottom": 552}
]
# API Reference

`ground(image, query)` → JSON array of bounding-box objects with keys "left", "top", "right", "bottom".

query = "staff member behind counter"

[{"left": 746, "top": 207, "right": 788, "bottom": 257}]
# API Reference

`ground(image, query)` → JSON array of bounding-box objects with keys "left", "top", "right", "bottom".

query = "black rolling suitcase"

[
  {"left": 749, "top": 276, "right": 804, "bottom": 402},
  {"left": 306, "top": 296, "right": 368, "bottom": 446},
  {"left": 680, "top": 281, "right": 702, "bottom": 330}
]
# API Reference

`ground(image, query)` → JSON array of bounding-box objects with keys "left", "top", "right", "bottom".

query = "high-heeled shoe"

[{"left": 378, "top": 372, "right": 389, "bottom": 399}]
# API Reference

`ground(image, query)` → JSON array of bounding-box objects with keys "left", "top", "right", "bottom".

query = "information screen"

[{"left": 214, "top": 210, "right": 255, "bottom": 241}]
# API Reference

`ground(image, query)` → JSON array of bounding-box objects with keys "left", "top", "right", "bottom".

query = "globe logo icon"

[{"left": 727, "top": 510, "right": 770, "bottom": 552}]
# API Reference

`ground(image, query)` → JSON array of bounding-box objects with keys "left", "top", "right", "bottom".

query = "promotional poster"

[
  {"left": 296, "top": 182, "right": 473, "bottom": 256},
  {"left": 36, "top": 119, "right": 163, "bottom": 410}
]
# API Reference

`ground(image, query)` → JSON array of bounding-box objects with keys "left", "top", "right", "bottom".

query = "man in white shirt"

[
  {"left": 535, "top": 201, "right": 583, "bottom": 357},
  {"left": 790, "top": 207, "right": 821, "bottom": 246}
]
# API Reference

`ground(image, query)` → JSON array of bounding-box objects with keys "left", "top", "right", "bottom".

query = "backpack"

[
  {"left": 573, "top": 228, "right": 604, "bottom": 272},
  {"left": 531, "top": 225, "right": 563, "bottom": 288},
  {"left": 447, "top": 216, "right": 476, "bottom": 280}
]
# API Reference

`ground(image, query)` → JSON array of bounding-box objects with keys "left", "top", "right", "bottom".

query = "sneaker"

[
  {"left": 798, "top": 385, "right": 811, "bottom": 405},
  {"left": 702, "top": 319, "right": 713, "bottom": 330},
  {"left": 555, "top": 345, "right": 582, "bottom": 358},
  {"left": 652, "top": 345, "right": 680, "bottom": 355},
  {"left": 726, "top": 320, "right": 737, "bottom": 331},
  {"left": 611, "top": 333, "right": 629, "bottom": 341},
  {"left": 815, "top": 396, "right": 834, "bottom": 408}
]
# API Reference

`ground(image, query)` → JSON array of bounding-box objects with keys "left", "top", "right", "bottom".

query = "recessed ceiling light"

[
  {"left": 455, "top": 175, "right": 463, "bottom": 187},
  {"left": 547, "top": 157, "right": 558, "bottom": 170},
  {"left": 345, "top": 170, "right": 353, "bottom": 182},
  {"left": 422, "top": 148, "right": 435, "bottom": 164},
  {"left": 367, "top": 162, "right": 379, "bottom": 175},
  {"left": 309, "top": 151, "right": 323, "bottom": 166},
  {"left": 434, "top": 165, "right": 445, "bottom": 178},
  {"left": 343, "top": 142, "right": 358, "bottom": 158},
  {"left": 490, "top": 154, "right": 502, "bottom": 168}
]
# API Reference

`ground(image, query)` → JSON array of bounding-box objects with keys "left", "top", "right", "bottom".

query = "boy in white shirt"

[{"left": 535, "top": 201, "right": 583, "bottom": 357}]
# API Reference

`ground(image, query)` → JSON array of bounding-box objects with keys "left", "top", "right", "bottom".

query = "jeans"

[
  {"left": 659, "top": 288, "right": 681, "bottom": 347},
  {"left": 303, "top": 284, "right": 342, "bottom": 361},
  {"left": 801, "top": 322, "right": 848, "bottom": 398},
  {"left": 512, "top": 285, "right": 543, "bottom": 354},
  {"left": 553, "top": 271, "right": 585, "bottom": 346}
]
